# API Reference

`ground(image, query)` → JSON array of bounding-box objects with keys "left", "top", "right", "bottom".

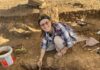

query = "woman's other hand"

[{"left": 37, "top": 59, "right": 42, "bottom": 67}]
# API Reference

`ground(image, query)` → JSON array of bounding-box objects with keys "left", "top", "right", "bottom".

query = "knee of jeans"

[
  {"left": 54, "top": 36, "right": 64, "bottom": 45},
  {"left": 54, "top": 36, "right": 65, "bottom": 50}
]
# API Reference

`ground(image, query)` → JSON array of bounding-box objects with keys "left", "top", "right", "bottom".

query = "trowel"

[{"left": 82, "top": 37, "right": 99, "bottom": 47}]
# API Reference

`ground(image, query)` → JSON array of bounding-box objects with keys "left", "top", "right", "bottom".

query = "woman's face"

[{"left": 39, "top": 19, "right": 52, "bottom": 32}]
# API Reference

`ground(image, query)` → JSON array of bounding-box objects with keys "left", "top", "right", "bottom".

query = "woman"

[{"left": 37, "top": 14, "right": 77, "bottom": 67}]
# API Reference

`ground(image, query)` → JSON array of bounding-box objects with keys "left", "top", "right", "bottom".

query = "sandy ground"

[
  {"left": 0, "top": 13, "right": 99, "bottom": 70},
  {"left": 0, "top": 0, "right": 28, "bottom": 9},
  {"left": 0, "top": 1, "right": 100, "bottom": 70}
]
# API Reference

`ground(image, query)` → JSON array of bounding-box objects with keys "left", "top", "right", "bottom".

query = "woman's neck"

[{"left": 48, "top": 27, "right": 54, "bottom": 34}]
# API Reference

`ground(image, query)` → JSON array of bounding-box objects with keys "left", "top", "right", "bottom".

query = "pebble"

[
  {"left": 96, "top": 31, "right": 100, "bottom": 35},
  {"left": 71, "top": 22, "right": 78, "bottom": 27}
]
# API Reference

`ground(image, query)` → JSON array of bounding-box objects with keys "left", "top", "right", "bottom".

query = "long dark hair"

[{"left": 38, "top": 14, "right": 51, "bottom": 37}]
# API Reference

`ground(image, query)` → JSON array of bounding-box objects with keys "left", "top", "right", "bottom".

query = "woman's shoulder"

[
  {"left": 53, "top": 22, "right": 73, "bottom": 31},
  {"left": 52, "top": 22, "right": 63, "bottom": 27},
  {"left": 53, "top": 22, "right": 66, "bottom": 28},
  {"left": 52, "top": 22, "right": 60, "bottom": 28}
]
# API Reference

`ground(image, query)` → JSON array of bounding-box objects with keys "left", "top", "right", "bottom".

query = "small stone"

[
  {"left": 96, "top": 31, "right": 100, "bottom": 35},
  {"left": 87, "top": 48, "right": 92, "bottom": 51},
  {"left": 97, "top": 48, "right": 100, "bottom": 55},
  {"left": 26, "top": 37, "right": 29, "bottom": 39},
  {"left": 90, "top": 47, "right": 100, "bottom": 52},
  {"left": 39, "top": 2, "right": 47, "bottom": 8},
  {"left": 76, "top": 18, "right": 87, "bottom": 26},
  {"left": 71, "top": 22, "right": 78, "bottom": 27}
]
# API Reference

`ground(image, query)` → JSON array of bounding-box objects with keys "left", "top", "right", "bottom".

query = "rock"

[
  {"left": 39, "top": 1, "right": 47, "bottom": 8},
  {"left": 83, "top": 37, "right": 99, "bottom": 47},
  {"left": 87, "top": 48, "right": 92, "bottom": 51},
  {"left": 96, "top": 31, "right": 100, "bottom": 35},
  {"left": 9, "top": 27, "right": 30, "bottom": 33},
  {"left": 71, "top": 22, "right": 78, "bottom": 27},
  {"left": 50, "top": 6, "right": 59, "bottom": 22},
  {"left": 0, "top": 35, "right": 10, "bottom": 45},
  {"left": 76, "top": 18, "right": 87, "bottom": 26},
  {"left": 40, "top": 6, "right": 59, "bottom": 22},
  {"left": 97, "top": 48, "right": 100, "bottom": 55},
  {"left": 23, "top": 24, "right": 41, "bottom": 32},
  {"left": 91, "top": 47, "right": 100, "bottom": 52}
]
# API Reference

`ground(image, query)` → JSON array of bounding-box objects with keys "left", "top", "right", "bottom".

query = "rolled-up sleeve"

[
  {"left": 58, "top": 23, "right": 74, "bottom": 48},
  {"left": 41, "top": 37, "right": 47, "bottom": 49}
]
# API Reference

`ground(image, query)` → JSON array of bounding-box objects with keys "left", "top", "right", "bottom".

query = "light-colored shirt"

[{"left": 41, "top": 22, "right": 77, "bottom": 49}]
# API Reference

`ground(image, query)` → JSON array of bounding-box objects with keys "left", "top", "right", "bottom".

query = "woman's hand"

[
  {"left": 54, "top": 52, "right": 63, "bottom": 59},
  {"left": 55, "top": 47, "right": 68, "bottom": 59},
  {"left": 37, "top": 48, "right": 46, "bottom": 67},
  {"left": 60, "top": 47, "right": 68, "bottom": 55},
  {"left": 37, "top": 59, "right": 42, "bottom": 67}
]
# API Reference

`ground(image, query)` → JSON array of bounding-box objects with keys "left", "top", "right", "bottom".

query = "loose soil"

[{"left": 0, "top": 14, "right": 99, "bottom": 70}]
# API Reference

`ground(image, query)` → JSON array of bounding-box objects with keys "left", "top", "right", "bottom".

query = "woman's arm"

[
  {"left": 39, "top": 48, "right": 46, "bottom": 61},
  {"left": 37, "top": 48, "right": 46, "bottom": 67},
  {"left": 38, "top": 37, "right": 47, "bottom": 66}
]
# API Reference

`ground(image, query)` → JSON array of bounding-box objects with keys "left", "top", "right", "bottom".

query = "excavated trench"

[
  {"left": 0, "top": 9, "right": 100, "bottom": 70},
  {"left": 59, "top": 9, "right": 100, "bottom": 21},
  {"left": 28, "top": 10, "right": 100, "bottom": 70}
]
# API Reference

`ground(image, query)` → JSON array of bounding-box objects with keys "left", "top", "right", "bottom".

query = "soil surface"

[
  {"left": 0, "top": 13, "right": 100, "bottom": 70},
  {"left": 0, "top": 0, "right": 100, "bottom": 70}
]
